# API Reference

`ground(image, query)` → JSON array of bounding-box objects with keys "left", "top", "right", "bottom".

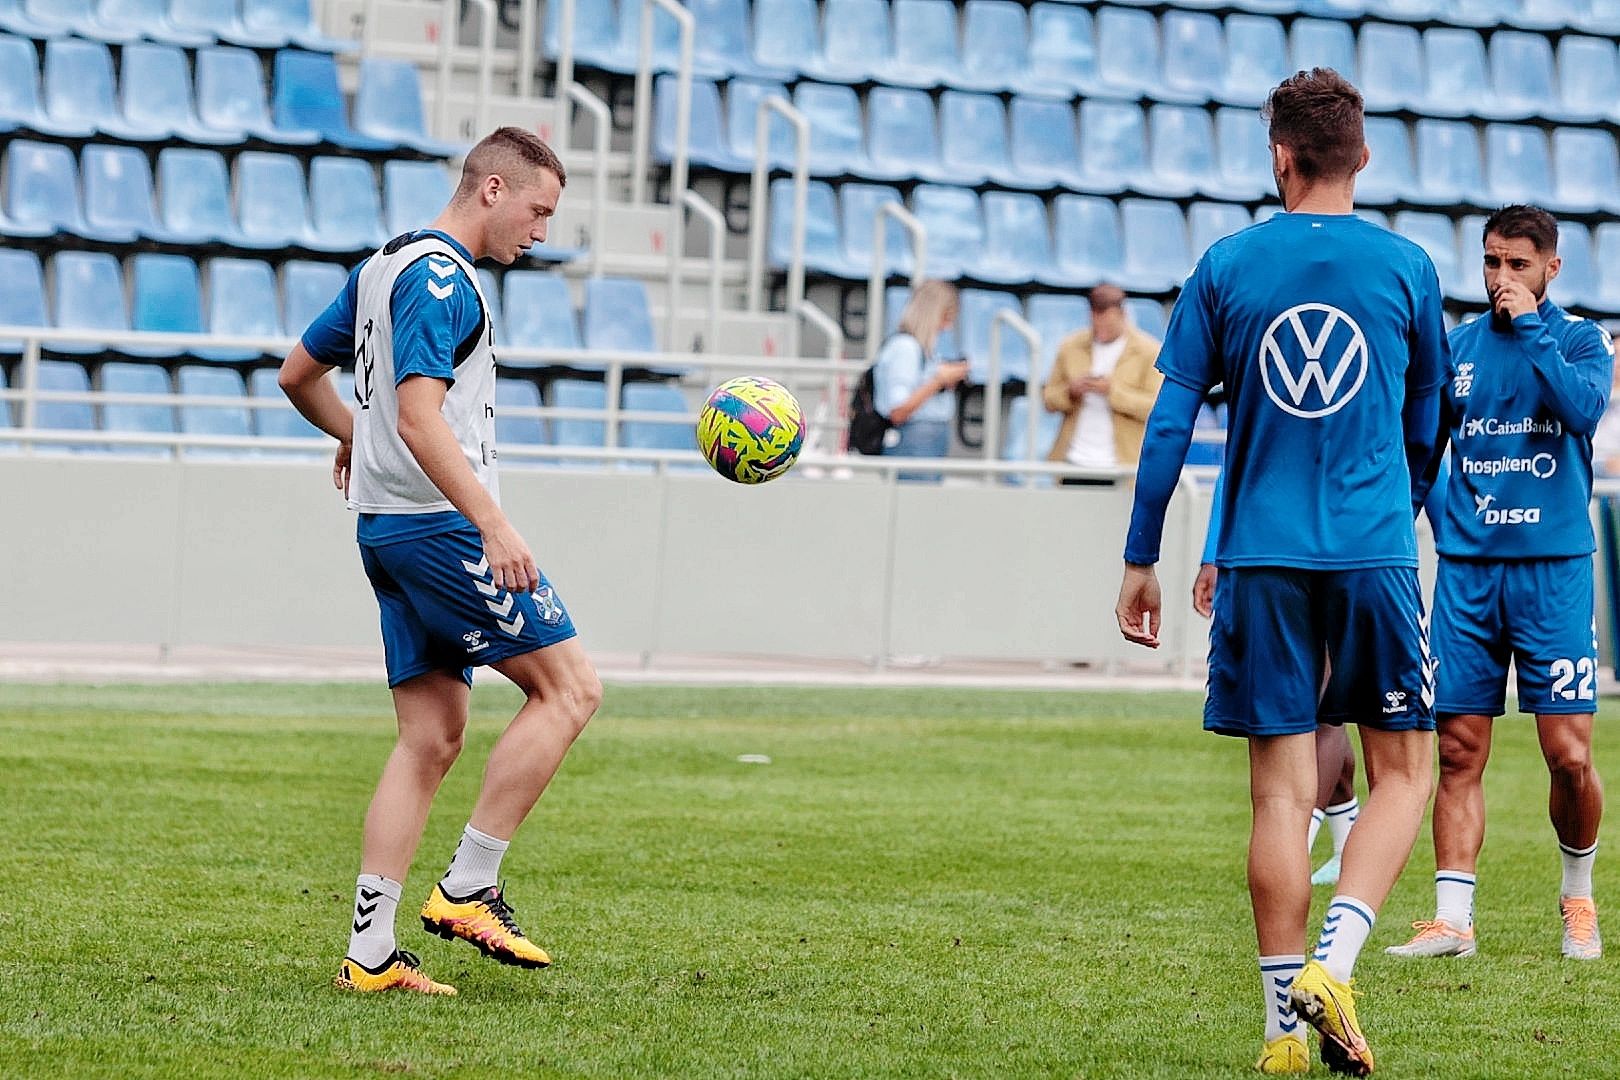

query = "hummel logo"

[
  {"left": 427, "top": 280, "right": 454, "bottom": 300},
  {"left": 1383, "top": 689, "right": 1408, "bottom": 715},
  {"left": 427, "top": 257, "right": 456, "bottom": 279},
  {"left": 463, "top": 630, "right": 490, "bottom": 653}
]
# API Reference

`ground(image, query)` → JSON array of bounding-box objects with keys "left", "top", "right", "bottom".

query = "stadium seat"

[
  {"left": 1554, "top": 128, "right": 1620, "bottom": 215},
  {"left": 1414, "top": 120, "right": 1488, "bottom": 208},
  {"left": 1000, "top": 395, "right": 1062, "bottom": 468},
  {"left": 656, "top": 75, "right": 744, "bottom": 173},
  {"left": 748, "top": 0, "right": 818, "bottom": 81},
  {"left": 0, "top": 32, "right": 91, "bottom": 139},
  {"left": 309, "top": 156, "right": 387, "bottom": 253},
  {"left": 81, "top": 143, "right": 163, "bottom": 244},
  {"left": 249, "top": 366, "right": 324, "bottom": 446},
  {"left": 236, "top": 151, "right": 316, "bottom": 250},
  {"left": 1556, "top": 223, "right": 1600, "bottom": 311},
  {"left": 4, "top": 139, "right": 85, "bottom": 238},
  {"left": 355, "top": 58, "right": 463, "bottom": 158},
  {"left": 272, "top": 50, "right": 392, "bottom": 153},
  {"left": 177, "top": 365, "right": 252, "bottom": 454},
  {"left": 4, "top": 0, "right": 121, "bottom": 42},
  {"left": 542, "top": 0, "right": 624, "bottom": 73},
  {"left": 910, "top": 184, "right": 981, "bottom": 280},
  {"left": 1120, "top": 199, "right": 1191, "bottom": 295},
  {"left": 548, "top": 378, "right": 607, "bottom": 447},
  {"left": 1556, "top": 37, "right": 1620, "bottom": 124},
  {"left": 476, "top": 268, "right": 503, "bottom": 341},
  {"left": 1025, "top": 293, "right": 1089, "bottom": 386},
  {"left": 1127, "top": 298, "right": 1168, "bottom": 340},
  {"left": 1357, "top": 23, "right": 1424, "bottom": 114},
  {"left": 99, "top": 361, "right": 174, "bottom": 457},
  {"left": 32, "top": 359, "right": 99, "bottom": 448},
  {"left": 1450, "top": 213, "right": 1490, "bottom": 305},
  {"left": 120, "top": 42, "right": 239, "bottom": 146},
  {"left": 383, "top": 160, "right": 451, "bottom": 238},
  {"left": 43, "top": 38, "right": 162, "bottom": 141},
  {"left": 241, "top": 0, "right": 353, "bottom": 51},
  {"left": 1490, "top": 31, "right": 1561, "bottom": 122},
  {"left": 839, "top": 182, "right": 910, "bottom": 279},
  {"left": 281, "top": 260, "right": 348, "bottom": 336},
  {"left": 1515, "top": 0, "right": 1593, "bottom": 31},
  {"left": 960, "top": 1, "right": 1036, "bottom": 95},
  {"left": 1148, "top": 105, "right": 1247, "bottom": 201},
  {"left": 939, "top": 91, "right": 1020, "bottom": 187},
  {"left": 1223, "top": 15, "right": 1290, "bottom": 108},
  {"left": 1592, "top": 223, "right": 1620, "bottom": 313},
  {"left": 1392, "top": 212, "right": 1462, "bottom": 300},
  {"left": 1357, "top": 117, "right": 1416, "bottom": 205},
  {"left": 769, "top": 178, "right": 852, "bottom": 278},
  {"left": 49, "top": 251, "right": 128, "bottom": 356},
  {"left": 496, "top": 376, "right": 547, "bottom": 448},
  {"left": 723, "top": 79, "right": 792, "bottom": 169},
  {"left": 1187, "top": 201, "right": 1252, "bottom": 259},
  {"left": 1291, "top": 19, "right": 1358, "bottom": 85},
  {"left": 169, "top": 0, "right": 285, "bottom": 48},
  {"left": 207, "top": 258, "right": 283, "bottom": 361},
  {"left": 88, "top": 0, "right": 211, "bottom": 47},
  {"left": 620, "top": 381, "right": 696, "bottom": 453},
  {"left": 1577, "top": 0, "right": 1620, "bottom": 34},
  {"left": 687, "top": 0, "right": 793, "bottom": 81},
  {"left": 792, "top": 82, "right": 874, "bottom": 179},
  {"left": 197, "top": 46, "right": 319, "bottom": 146},
  {"left": 1485, "top": 124, "right": 1554, "bottom": 208},
  {"left": 1160, "top": 10, "right": 1226, "bottom": 105},
  {"left": 1025, "top": 3, "right": 1100, "bottom": 97},
  {"left": 503, "top": 270, "right": 583, "bottom": 363},
  {"left": 805, "top": 0, "right": 891, "bottom": 85},
  {"left": 1094, "top": 8, "right": 1163, "bottom": 101},
  {"left": 1073, "top": 100, "right": 1149, "bottom": 195},
  {"left": 1422, "top": 29, "right": 1512, "bottom": 120},
  {"left": 867, "top": 87, "right": 946, "bottom": 183},
  {"left": 156, "top": 147, "right": 260, "bottom": 250},
  {"left": 129, "top": 252, "right": 211, "bottom": 360},
  {"left": 1010, "top": 96, "right": 1081, "bottom": 190},
  {"left": 0, "top": 248, "right": 48, "bottom": 355},
  {"left": 1215, "top": 108, "right": 1273, "bottom": 202},
  {"left": 583, "top": 277, "right": 657, "bottom": 356},
  {"left": 957, "top": 288, "right": 1030, "bottom": 383},
  {"left": 1051, "top": 194, "right": 1125, "bottom": 288},
  {"left": 978, "top": 191, "right": 1056, "bottom": 286},
  {"left": 888, "top": 0, "right": 959, "bottom": 89}
]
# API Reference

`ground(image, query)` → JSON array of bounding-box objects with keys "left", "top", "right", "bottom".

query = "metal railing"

[
  {"left": 628, "top": 0, "right": 692, "bottom": 209},
  {"left": 674, "top": 190, "right": 724, "bottom": 356},
  {"left": 744, "top": 96, "right": 810, "bottom": 329},
  {"left": 565, "top": 81, "right": 611, "bottom": 278},
  {"left": 434, "top": 0, "right": 496, "bottom": 142},
  {"left": 550, "top": 0, "right": 576, "bottom": 152},
  {"left": 983, "top": 309, "right": 1042, "bottom": 472},
  {"left": 866, "top": 204, "right": 927, "bottom": 361}
]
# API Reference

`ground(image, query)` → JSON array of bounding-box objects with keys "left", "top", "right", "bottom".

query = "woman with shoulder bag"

[{"left": 870, "top": 280, "right": 969, "bottom": 472}]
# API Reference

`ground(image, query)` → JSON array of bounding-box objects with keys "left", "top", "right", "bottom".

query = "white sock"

[
  {"left": 440, "top": 823, "right": 510, "bottom": 899},
  {"left": 1435, "top": 869, "right": 1476, "bottom": 930},
  {"left": 1326, "top": 797, "right": 1359, "bottom": 856},
  {"left": 1314, "top": 895, "right": 1376, "bottom": 982},
  {"left": 347, "top": 874, "right": 401, "bottom": 969},
  {"left": 1259, "top": 954, "right": 1305, "bottom": 1042},
  {"left": 1561, "top": 841, "right": 1598, "bottom": 899},
  {"left": 1307, "top": 808, "right": 1326, "bottom": 856}
]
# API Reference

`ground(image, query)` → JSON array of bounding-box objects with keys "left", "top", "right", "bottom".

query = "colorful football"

[{"left": 696, "top": 376, "right": 805, "bottom": 484}]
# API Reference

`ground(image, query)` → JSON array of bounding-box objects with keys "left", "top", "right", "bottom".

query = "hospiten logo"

[{"left": 1259, "top": 303, "right": 1369, "bottom": 419}]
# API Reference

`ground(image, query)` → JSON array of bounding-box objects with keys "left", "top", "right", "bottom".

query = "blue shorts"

[
  {"left": 1432, "top": 556, "right": 1598, "bottom": 717},
  {"left": 359, "top": 525, "right": 578, "bottom": 688},
  {"left": 1206, "top": 566, "right": 1436, "bottom": 738}
]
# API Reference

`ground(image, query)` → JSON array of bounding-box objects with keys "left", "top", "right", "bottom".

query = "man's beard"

[{"left": 1490, "top": 272, "right": 1548, "bottom": 331}]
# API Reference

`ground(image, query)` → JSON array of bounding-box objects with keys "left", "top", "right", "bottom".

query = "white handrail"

[
  {"left": 358, "top": 0, "right": 379, "bottom": 59},
  {"left": 629, "top": 0, "right": 693, "bottom": 208},
  {"left": 795, "top": 298, "right": 842, "bottom": 366},
  {"left": 676, "top": 189, "right": 725, "bottom": 356},
  {"left": 795, "top": 298, "right": 844, "bottom": 453},
  {"left": 516, "top": 0, "right": 538, "bottom": 103},
  {"left": 744, "top": 95, "right": 809, "bottom": 315},
  {"left": 551, "top": 0, "right": 575, "bottom": 151},
  {"left": 866, "top": 203, "right": 928, "bottom": 361},
  {"left": 985, "top": 309, "right": 1039, "bottom": 470},
  {"left": 435, "top": 0, "right": 496, "bottom": 141},
  {"left": 566, "top": 82, "right": 610, "bottom": 278}
]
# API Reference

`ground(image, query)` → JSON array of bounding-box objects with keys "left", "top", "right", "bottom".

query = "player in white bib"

[{"left": 279, "top": 127, "right": 601, "bottom": 995}]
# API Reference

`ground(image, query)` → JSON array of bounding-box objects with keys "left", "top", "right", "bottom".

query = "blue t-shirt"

[
  {"left": 1150, "top": 213, "right": 1450, "bottom": 570},
  {"left": 1436, "top": 301, "right": 1614, "bottom": 560},
  {"left": 298, "top": 230, "right": 487, "bottom": 545},
  {"left": 873, "top": 333, "right": 954, "bottom": 426}
]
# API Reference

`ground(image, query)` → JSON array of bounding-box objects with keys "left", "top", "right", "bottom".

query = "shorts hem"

[
  {"left": 1204, "top": 718, "right": 1317, "bottom": 738},
  {"left": 1316, "top": 713, "right": 1437, "bottom": 732},
  {"left": 1436, "top": 703, "right": 1506, "bottom": 718},
  {"left": 385, "top": 662, "right": 472, "bottom": 689},
  {"left": 471, "top": 626, "right": 579, "bottom": 669},
  {"left": 1518, "top": 702, "right": 1600, "bottom": 717}
]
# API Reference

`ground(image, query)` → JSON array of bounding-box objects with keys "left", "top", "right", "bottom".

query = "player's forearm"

[
  {"left": 886, "top": 376, "right": 943, "bottom": 426},
  {"left": 278, "top": 349, "right": 354, "bottom": 444},
  {"left": 397, "top": 408, "right": 504, "bottom": 531},
  {"left": 1122, "top": 379, "right": 1202, "bottom": 565},
  {"left": 1516, "top": 318, "right": 1609, "bottom": 436}
]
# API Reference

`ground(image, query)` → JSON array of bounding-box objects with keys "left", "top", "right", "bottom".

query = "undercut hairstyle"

[
  {"left": 1483, "top": 204, "right": 1558, "bottom": 255},
  {"left": 1089, "top": 283, "right": 1126, "bottom": 313},
  {"left": 454, "top": 126, "right": 567, "bottom": 202},
  {"left": 1262, "top": 68, "right": 1365, "bottom": 183},
  {"left": 897, "top": 279, "right": 959, "bottom": 357}
]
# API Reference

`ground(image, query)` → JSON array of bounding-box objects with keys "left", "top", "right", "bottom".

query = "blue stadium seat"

[
  {"left": 792, "top": 82, "right": 873, "bottom": 178},
  {"left": 806, "top": 0, "right": 891, "bottom": 85},
  {"left": 249, "top": 366, "right": 323, "bottom": 445},
  {"left": 960, "top": 0, "right": 1036, "bottom": 95},
  {"left": 1051, "top": 194, "right": 1125, "bottom": 288},
  {"left": 1127, "top": 298, "right": 1168, "bottom": 340},
  {"left": 1025, "top": 293, "right": 1089, "bottom": 385},
  {"left": 4, "top": 139, "right": 85, "bottom": 238},
  {"left": 281, "top": 260, "right": 348, "bottom": 337},
  {"left": 839, "top": 182, "right": 909, "bottom": 279},
  {"left": 1490, "top": 31, "right": 1561, "bottom": 122},
  {"left": 177, "top": 365, "right": 252, "bottom": 452},
  {"left": 1025, "top": 3, "right": 1099, "bottom": 97},
  {"left": 1422, "top": 29, "right": 1513, "bottom": 121},
  {"left": 241, "top": 0, "right": 353, "bottom": 51},
  {"left": 1442, "top": 0, "right": 1522, "bottom": 28},
  {"left": 548, "top": 378, "right": 606, "bottom": 447},
  {"left": 310, "top": 156, "right": 386, "bottom": 253},
  {"left": 978, "top": 191, "right": 1056, "bottom": 286},
  {"left": 1554, "top": 128, "right": 1620, "bottom": 215},
  {"left": 1593, "top": 224, "right": 1620, "bottom": 312},
  {"left": 1074, "top": 100, "right": 1148, "bottom": 195},
  {"left": 1392, "top": 212, "right": 1462, "bottom": 300},
  {"left": 1215, "top": 108, "right": 1272, "bottom": 202},
  {"left": 1148, "top": 105, "right": 1242, "bottom": 200},
  {"left": 1291, "top": 19, "right": 1358, "bottom": 84},
  {"left": 50, "top": 251, "right": 128, "bottom": 356},
  {"left": 724, "top": 79, "right": 792, "bottom": 168},
  {"left": 543, "top": 0, "right": 624, "bottom": 73},
  {"left": 0, "top": 248, "right": 47, "bottom": 355},
  {"left": 770, "top": 178, "right": 851, "bottom": 277},
  {"left": 3, "top": 0, "right": 116, "bottom": 41},
  {"left": 608, "top": 0, "right": 708, "bottom": 80},
  {"left": 208, "top": 258, "right": 283, "bottom": 360},
  {"left": 476, "top": 268, "right": 503, "bottom": 341},
  {"left": 1358, "top": 23, "right": 1424, "bottom": 114},
  {"left": 1010, "top": 96, "right": 1081, "bottom": 190},
  {"left": 169, "top": 0, "right": 285, "bottom": 47},
  {"left": 1363, "top": 0, "right": 1441, "bottom": 21},
  {"left": 656, "top": 75, "right": 744, "bottom": 172},
  {"left": 910, "top": 184, "right": 981, "bottom": 280},
  {"left": 583, "top": 277, "right": 657, "bottom": 356},
  {"left": 688, "top": 0, "right": 794, "bottom": 81},
  {"left": 43, "top": 38, "right": 161, "bottom": 141},
  {"left": 1452, "top": 214, "right": 1490, "bottom": 305},
  {"left": 1485, "top": 124, "right": 1554, "bottom": 208},
  {"left": 121, "top": 42, "right": 239, "bottom": 146},
  {"left": 33, "top": 359, "right": 98, "bottom": 447},
  {"left": 1516, "top": 0, "right": 1594, "bottom": 32},
  {"left": 1357, "top": 117, "right": 1416, "bottom": 205},
  {"left": 1000, "top": 394, "right": 1062, "bottom": 467},
  {"left": 273, "top": 50, "right": 392, "bottom": 153},
  {"left": 129, "top": 252, "right": 209, "bottom": 359},
  {"left": 889, "top": 0, "right": 958, "bottom": 89},
  {"left": 621, "top": 382, "right": 695, "bottom": 452},
  {"left": 383, "top": 160, "right": 451, "bottom": 237},
  {"left": 236, "top": 151, "right": 315, "bottom": 250},
  {"left": 99, "top": 361, "right": 174, "bottom": 457},
  {"left": 1415, "top": 120, "right": 1488, "bottom": 207},
  {"left": 0, "top": 32, "right": 91, "bottom": 139},
  {"left": 1119, "top": 199, "right": 1191, "bottom": 294},
  {"left": 749, "top": 0, "right": 817, "bottom": 80},
  {"left": 939, "top": 91, "right": 1020, "bottom": 187},
  {"left": 1095, "top": 8, "right": 1162, "bottom": 101},
  {"left": 1223, "top": 15, "right": 1290, "bottom": 108},
  {"left": 88, "top": 0, "right": 211, "bottom": 47},
  {"left": 1160, "top": 10, "right": 1226, "bottom": 105},
  {"left": 503, "top": 270, "right": 582, "bottom": 362},
  {"left": 156, "top": 147, "right": 259, "bottom": 249},
  {"left": 496, "top": 376, "right": 547, "bottom": 448},
  {"left": 81, "top": 143, "right": 162, "bottom": 244},
  {"left": 355, "top": 58, "right": 463, "bottom": 158},
  {"left": 1187, "top": 201, "right": 1252, "bottom": 258},
  {"left": 1556, "top": 37, "right": 1620, "bottom": 124},
  {"left": 958, "top": 288, "right": 1029, "bottom": 383},
  {"left": 197, "top": 46, "right": 318, "bottom": 146},
  {"left": 1578, "top": 0, "right": 1620, "bottom": 34},
  {"left": 867, "top": 87, "right": 945, "bottom": 183},
  {"left": 1557, "top": 223, "right": 1600, "bottom": 311}
]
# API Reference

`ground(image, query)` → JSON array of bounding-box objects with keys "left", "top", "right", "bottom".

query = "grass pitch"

[{"left": 1, "top": 681, "right": 1615, "bottom": 1078}]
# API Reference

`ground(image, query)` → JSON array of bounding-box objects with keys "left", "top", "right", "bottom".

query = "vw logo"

[{"left": 1258, "top": 303, "right": 1369, "bottom": 419}]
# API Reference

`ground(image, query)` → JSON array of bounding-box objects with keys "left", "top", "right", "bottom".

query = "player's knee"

[
  {"left": 1438, "top": 732, "right": 1488, "bottom": 777},
  {"left": 405, "top": 728, "right": 464, "bottom": 775},
  {"left": 561, "top": 667, "right": 603, "bottom": 736},
  {"left": 1544, "top": 740, "right": 1594, "bottom": 784}
]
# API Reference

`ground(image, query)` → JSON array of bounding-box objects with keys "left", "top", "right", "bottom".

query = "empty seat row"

[
  {"left": 0, "top": 141, "right": 460, "bottom": 255},
  {"left": 0, "top": 35, "right": 454, "bottom": 156},
  {"left": 1, "top": 0, "right": 349, "bottom": 51}
]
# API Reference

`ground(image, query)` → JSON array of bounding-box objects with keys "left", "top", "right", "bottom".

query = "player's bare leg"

[
  {"left": 1538, "top": 714, "right": 1603, "bottom": 958},
  {"left": 421, "top": 638, "right": 603, "bottom": 968},
  {"left": 1247, "top": 732, "right": 1315, "bottom": 1074}
]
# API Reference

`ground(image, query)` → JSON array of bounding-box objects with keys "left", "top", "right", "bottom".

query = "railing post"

[
  {"left": 516, "top": 0, "right": 538, "bottom": 101},
  {"left": 629, "top": 0, "right": 692, "bottom": 209},
  {"left": 566, "top": 82, "right": 610, "bottom": 278},
  {"left": 552, "top": 0, "right": 575, "bottom": 150},
  {"left": 867, "top": 203, "right": 927, "bottom": 361},
  {"left": 468, "top": 0, "right": 495, "bottom": 137},
  {"left": 987, "top": 309, "right": 1040, "bottom": 479},
  {"left": 744, "top": 97, "right": 808, "bottom": 317},
  {"left": 677, "top": 190, "right": 724, "bottom": 357}
]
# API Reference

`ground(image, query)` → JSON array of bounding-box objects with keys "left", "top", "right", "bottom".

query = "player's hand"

[
  {"left": 933, "top": 361, "right": 970, "bottom": 391},
  {"left": 1192, "top": 563, "right": 1217, "bottom": 619},
  {"left": 333, "top": 440, "right": 351, "bottom": 496},
  {"left": 481, "top": 518, "right": 539, "bottom": 595},
  {"left": 1116, "top": 562, "right": 1162, "bottom": 649},
  {"left": 1492, "top": 278, "right": 1539, "bottom": 320}
]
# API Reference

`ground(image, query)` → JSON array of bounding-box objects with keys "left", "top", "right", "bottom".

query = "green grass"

[{"left": 0, "top": 681, "right": 1615, "bottom": 1078}]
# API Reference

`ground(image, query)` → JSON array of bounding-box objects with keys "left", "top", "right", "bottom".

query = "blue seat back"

[
  {"left": 101, "top": 361, "right": 175, "bottom": 440},
  {"left": 157, "top": 147, "right": 235, "bottom": 241},
  {"left": 1556, "top": 223, "right": 1599, "bottom": 310},
  {"left": 1122, "top": 199, "right": 1191, "bottom": 284},
  {"left": 132, "top": 253, "right": 204, "bottom": 342},
  {"left": 6, "top": 139, "right": 80, "bottom": 231},
  {"left": 250, "top": 366, "right": 323, "bottom": 439},
  {"left": 1424, "top": 29, "right": 1490, "bottom": 114},
  {"left": 839, "top": 182, "right": 907, "bottom": 276},
  {"left": 35, "top": 359, "right": 95, "bottom": 433},
  {"left": 1360, "top": 117, "right": 1415, "bottom": 201},
  {"left": 1187, "top": 202, "right": 1252, "bottom": 257},
  {"left": 1150, "top": 105, "right": 1217, "bottom": 185},
  {"left": 242, "top": 0, "right": 320, "bottom": 38},
  {"left": 621, "top": 382, "right": 694, "bottom": 451},
  {"left": 1291, "top": 18, "right": 1358, "bottom": 83},
  {"left": 894, "top": 0, "right": 958, "bottom": 86},
  {"left": 172, "top": 0, "right": 247, "bottom": 36},
  {"left": 819, "top": 0, "right": 892, "bottom": 80},
  {"left": 961, "top": 1, "right": 1029, "bottom": 91},
  {"left": 793, "top": 82, "right": 864, "bottom": 172},
  {"left": 750, "top": 0, "right": 817, "bottom": 76},
  {"left": 83, "top": 143, "right": 157, "bottom": 234},
  {"left": 355, "top": 57, "right": 433, "bottom": 143},
  {"left": 310, "top": 156, "right": 384, "bottom": 250},
  {"left": 549, "top": 378, "right": 606, "bottom": 446},
  {"left": 272, "top": 49, "right": 350, "bottom": 137},
  {"left": 544, "top": 0, "right": 618, "bottom": 60},
  {"left": 383, "top": 160, "right": 451, "bottom": 237},
  {"left": 1027, "top": 3, "right": 1097, "bottom": 92},
  {"left": 1026, "top": 293, "right": 1089, "bottom": 384},
  {"left": 982, "top": 191, "right": 1052, "bottom": 274},
  {"left": 1485, "top": 124, "right": 1553, "bottom": 206},
  {"left": 43, "top": 38, "right": 117, "bottom": 130},
  {"left": 1127, "top": 299, "right": 1167, "bottom": 341},
  {"left": 1053, "top": 194, "right": 1124, "bottom": 280},
  {"left": 209, "top": 258, "right": 283, "bottom": 340},
  {"left": 1010, "top": 96, "right": 1077, "bottom": 178},
  {"left": 911, "top": 185, "right": 983, "bottom": 275},
  {"left": 1554, "top": 128, "right": 1619, "bottom": 209},
  {"left": 0, "top": 33, "right": 44, "bottom": 124},
  {"left": 1358, "top": 23, "right": 1422, "bottom": 110},
  {"left": 120, "top": 43, "right": 198, "bottom": 134},
  {"left": 177, "top": 365, "right": 250, "bottom": 437},
  {"left": 583, "top": 278, "right": 655, "bottom": 353},
  {"left": 770, "top": 178, "right": 841, "bottom": 271},
  {"left": 282, "top": 260, "right": 348, "bottom": 336},
  {"left": 496, "top": 376, "right": 547, "bottom": 446},
  {"left": 687, "top": 0, "right": 753, "bottom": 75},
  {"left": 0, "top": 249, "right": 48, "bottom": 354},
  {"left": 237, "top": 151, "right": 311, "bottom": 246},
  {"left": 1557, "top": 37, "right": 1619, "bottom": 119},
  {"left": 503, "top": 270, "right": 581, "bottom": 353},
  {"left": 197, "top": 47, "right": 273, "bottom": 132},
  {"left": 1078, "top": 100, "right": 1148, "bottom": 182},
  {"left": 957, "top": 289, "right": 1029, "bottom": 382},
  {"left": 1216, "top": 108, "right": 1270, "bottom": 193},
  {"left": 1096, "top": 7, "right": 1159, "bottom": 96},
  {"left": 940, "top": 91, "right": 1010, "bottom": 177},
  {"left": 725, "top": 79, "right": 792, "bottom": 165},
  {"left": 1416, "top": 120, "right": 1485, "bottom": 201},
  {"left": 1160, "top": 10, "right": 1225, "bottom": 101},
  {"left": 1595, "top": 223, "right": 1620, "bottom": 309},
  {"left": 1224, "top": 15, "right": 1289, "bottom": 106},
  {"left": 868, "top": 87, "right": 938, "bottom": 175},
  {"left": 1491, "top": 31, "right": 1556, "bottom": 115},
  {"left": 53, "top": 251, "right": 129, "bottom": 336},
  {"left": 656, "top": 74, "right": 726, "bottom": 164}
]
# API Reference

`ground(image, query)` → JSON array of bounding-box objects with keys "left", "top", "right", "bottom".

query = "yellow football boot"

[
  {"left": 1290, "top": 959, "right": 1373, "bottom": 1076},
  {"left": 1255, "top": 1034, "right": 1309, "bottom": 1074},
  {"left": 421, "top": 882, "right": 552, "bottom": 969},
  {"left": 333, "top": 949, "right": 456, "bottom": 995}
]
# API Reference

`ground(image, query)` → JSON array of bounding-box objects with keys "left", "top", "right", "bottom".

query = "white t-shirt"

[{"left": 1065, "top": 333, "right": 1127, "bottom": 468}]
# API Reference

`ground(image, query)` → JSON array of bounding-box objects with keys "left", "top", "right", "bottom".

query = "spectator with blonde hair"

[{"left": 872, "top": 280, "right": 970, "bottom": 466}]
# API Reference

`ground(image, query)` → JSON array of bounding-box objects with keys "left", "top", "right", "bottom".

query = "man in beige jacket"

[{"left": 1041, "top": 284, "right": 1163, "bottom": 484}]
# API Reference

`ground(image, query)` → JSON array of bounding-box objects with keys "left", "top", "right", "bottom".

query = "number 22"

[{"left": 1549, "top": 657, "right": 1596, "bottom": 702}]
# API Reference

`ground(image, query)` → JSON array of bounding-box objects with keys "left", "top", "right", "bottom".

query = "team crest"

[
  {"left": 532, "top": 583, "right": 568, "bottom": 627},
  {"left": 1453, "top": 362, "right": 1474, "bottom": 398}
]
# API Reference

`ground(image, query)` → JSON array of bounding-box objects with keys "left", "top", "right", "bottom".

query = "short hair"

[
  {"left": 1089, "top": 283, "right": 1126, "bottom": 313},
  {"left": 1482, "top": 204, "right": 1559, "bottom": 255},
  {"left": 897, "top": 279, "right": 959, "bottom": 356},
  {"left": 1262, "top": 68, "right": 1365, "bottom": 183},
  {"left": 454, "top": 126, "right": 567, "bottom": 201}
]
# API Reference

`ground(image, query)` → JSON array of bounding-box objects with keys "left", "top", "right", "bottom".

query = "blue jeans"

[{"left": 885, "top": 419, "right": 950, "bottom": 482}]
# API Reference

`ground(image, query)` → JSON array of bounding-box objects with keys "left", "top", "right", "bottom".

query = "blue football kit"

[
  {"left": 302, "top": 229, "right": 576, "bottom": 687},
  {"left": 1125, "top": 213, "right": 1450, "bottom": 736},
  {"left": 1427, "top": 302, "right": 1613, "bottom": 716}
]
